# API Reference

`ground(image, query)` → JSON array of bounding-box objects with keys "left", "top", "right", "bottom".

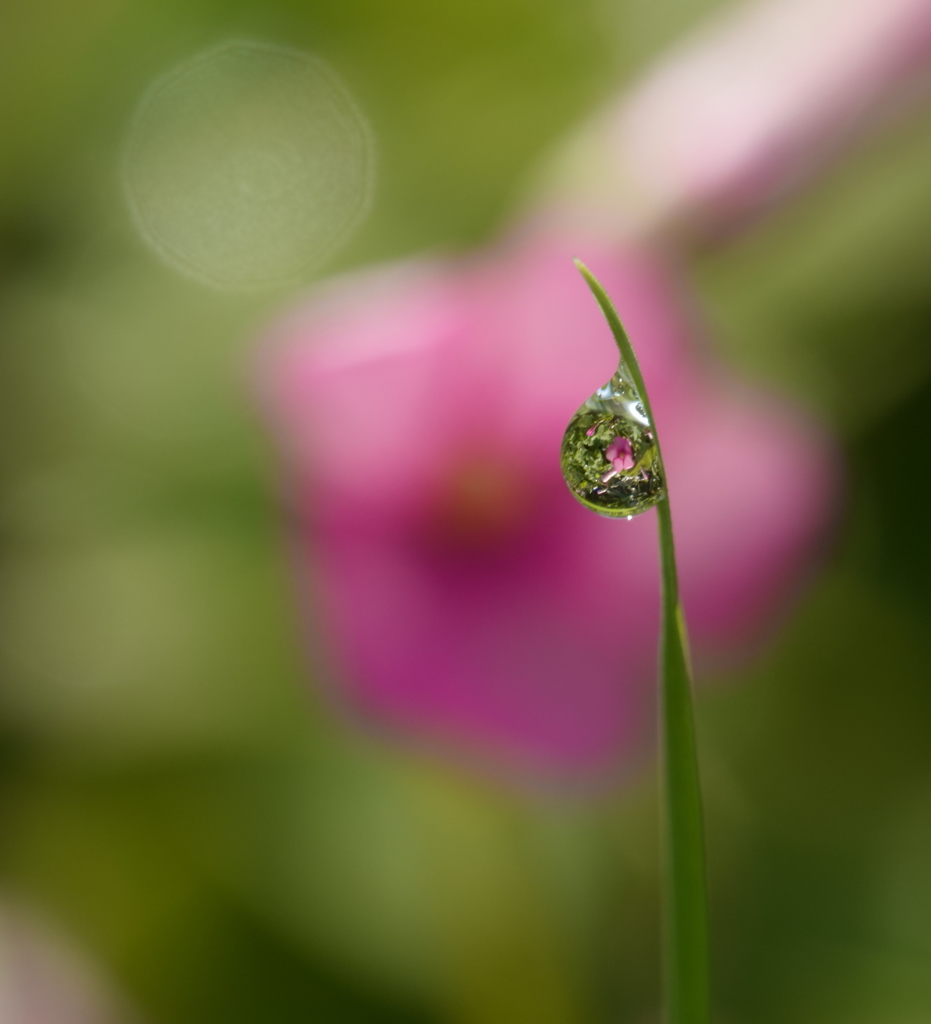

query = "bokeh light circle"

[{"left": 123, "top": 41, "right": 375, "bottom": 290}]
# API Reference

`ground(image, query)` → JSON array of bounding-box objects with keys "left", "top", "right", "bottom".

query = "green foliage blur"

[{"left": 2, "top": 1, "right": 931, "bottom": 1022}]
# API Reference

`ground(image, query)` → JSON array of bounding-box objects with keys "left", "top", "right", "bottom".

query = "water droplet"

[
  {"left": 123, "top": 41, "right": 375, "bottom": 290},
  {"left": 560, "top": 359, "right": 665, "bottom": 518}
]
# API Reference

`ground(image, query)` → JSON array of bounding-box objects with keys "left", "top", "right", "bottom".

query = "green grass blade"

[{"left": 574, "top": 259, "right": 711, "bottom": 1024}]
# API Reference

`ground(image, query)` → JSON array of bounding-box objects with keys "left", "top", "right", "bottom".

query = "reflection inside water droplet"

[{"left": 560, "top": 358, "right": 665, "bottom": 518}]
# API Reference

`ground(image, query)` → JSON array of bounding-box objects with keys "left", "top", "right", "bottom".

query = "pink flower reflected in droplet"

[{"left": 602, "top": 436, "right": 636, "bottom": 481}]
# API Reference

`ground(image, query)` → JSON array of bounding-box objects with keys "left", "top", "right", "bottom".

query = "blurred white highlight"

[
  {"left": 123, "top": 41, "right": 375, "bottom": 290},
  {"left": 0, "top": 901, "right": 135, "bottom": 1024}
]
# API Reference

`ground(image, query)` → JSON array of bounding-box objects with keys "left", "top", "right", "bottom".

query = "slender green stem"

[{"left": 574, "top": 260, "right": 711, "bottom": 1024}]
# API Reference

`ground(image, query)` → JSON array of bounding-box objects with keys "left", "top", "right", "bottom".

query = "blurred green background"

[{"left": 3, "top": 1, "right": 931, "bottom": 1022}]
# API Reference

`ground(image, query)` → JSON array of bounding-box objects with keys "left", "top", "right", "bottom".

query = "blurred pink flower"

[
  {"left": 540, "top": 0, "right": 931, "bottom": 243},
  {"left": 259, "top": 226, "right": 837, "bottom": 785}
]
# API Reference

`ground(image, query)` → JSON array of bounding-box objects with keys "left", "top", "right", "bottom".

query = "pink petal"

[{"left": 540, "top": 0, "right": 931, "bottom": 242}]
